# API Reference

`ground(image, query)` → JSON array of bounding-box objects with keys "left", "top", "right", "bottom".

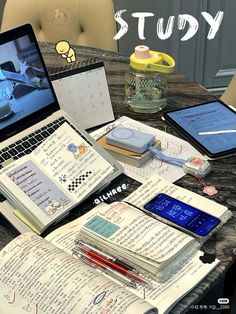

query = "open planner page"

[
  {"left": 33, "top": 122, "right": 114, "bottom": 201},
  {"left": 0, "top": 123, "right": 114, "bottom": 231},
  {"left": 45, "top": 210, "right": 220, "bottom": 314},
  {"left": 0, "top": 233, "right": 156, "bottom": 314}
]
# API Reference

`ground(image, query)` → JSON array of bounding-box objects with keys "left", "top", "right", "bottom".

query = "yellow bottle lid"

[{"left": 130, "top": 45, "right": 175, "bottom": 73}]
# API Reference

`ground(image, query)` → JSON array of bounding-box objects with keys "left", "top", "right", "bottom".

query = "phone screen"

[
  {"left": 164, "top": 101, "right": 236, "bottom": 157},
  {"left": 144, "top": 194, "right": 221, "bottom": 236}
]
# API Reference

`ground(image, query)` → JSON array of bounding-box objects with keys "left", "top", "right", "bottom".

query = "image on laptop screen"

[{"left": 0, "top": 33, "right": 56, "bottom": 131}]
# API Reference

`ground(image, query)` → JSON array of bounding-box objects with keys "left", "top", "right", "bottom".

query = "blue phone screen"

[{"left": 144, "top": 194, "right": 220, "bottom": 236}]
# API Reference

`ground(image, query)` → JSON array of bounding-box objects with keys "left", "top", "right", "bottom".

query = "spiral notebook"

[{"left": 49, "top": 60, "right": 114, "bottom": 130}]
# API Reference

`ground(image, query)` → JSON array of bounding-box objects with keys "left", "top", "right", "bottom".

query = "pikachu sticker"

[{"left": 55, "top": 40, "right": 76, "bottom": 63}]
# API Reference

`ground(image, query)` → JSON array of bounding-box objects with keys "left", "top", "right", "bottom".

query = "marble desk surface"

[{"left": 0, "top": 43, "right": 235, "bottom": 314}]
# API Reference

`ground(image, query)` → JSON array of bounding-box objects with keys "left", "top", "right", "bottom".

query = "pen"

[
  {"left": 76, "top": 245, "right": 152, "bottom": 288},
  {"left": 75, "top": 240, "right": 135, "bottom": 271},
  {"left": 199, "top": 130, "right": 236, "bottom": 135},
  {"left": 72, "top": 249, "right": 137, "bottom": 288}
]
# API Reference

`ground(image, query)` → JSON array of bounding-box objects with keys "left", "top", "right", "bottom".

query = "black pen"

[{"left": 75, "top": 240, "right": 135, "bottom": 271}]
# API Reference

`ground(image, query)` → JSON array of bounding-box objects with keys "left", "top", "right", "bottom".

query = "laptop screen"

[{"left": 0, "top": 24, "right": 59, "bottom": 141}]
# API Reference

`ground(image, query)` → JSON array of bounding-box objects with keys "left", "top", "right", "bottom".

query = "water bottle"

[{"left": 125, "top": 45, "right": 175, "bottom": 113}]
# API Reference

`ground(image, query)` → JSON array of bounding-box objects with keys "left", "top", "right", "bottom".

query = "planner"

[{"left": 0, "top": 123, "right": 114, "bottom": 233}]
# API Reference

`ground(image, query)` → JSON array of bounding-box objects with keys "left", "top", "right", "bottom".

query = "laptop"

[{"left": 0, "top": 24, "right": 123, "bottom": 231}]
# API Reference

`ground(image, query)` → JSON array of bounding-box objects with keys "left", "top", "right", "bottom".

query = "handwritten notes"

[
  {"left": 46, "top": 212, "right": 220, "bottom": 314},
  {"left": 0, "top": 233, "right": 156, "bottom": 314},
  {"left": 0, "top": 122, "right": 115, "bottom": 232},
  {"left": 34, "top": 123, "right": 113, "bottom": 200},
  {"left": 6, "top": 160, "right": 71, "bottom": 217},
  {"left": 126, "top": 251, "right": 219, "bottom": 314},
  {"left": 81, "top": 202, "right": 196, "bottom": 265}
]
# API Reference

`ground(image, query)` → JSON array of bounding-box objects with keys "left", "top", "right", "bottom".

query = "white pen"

[{"left": 199, "top": 130, "right": 236, "bottom": 135}]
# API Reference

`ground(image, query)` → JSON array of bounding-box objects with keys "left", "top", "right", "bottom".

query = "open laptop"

[{"left": 0, "top": 24, "right": 123, "bottom": 231}]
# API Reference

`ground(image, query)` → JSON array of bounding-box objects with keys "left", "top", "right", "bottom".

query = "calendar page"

[{"left": 51, "top": 62, "right": 114, "bottom": 130}]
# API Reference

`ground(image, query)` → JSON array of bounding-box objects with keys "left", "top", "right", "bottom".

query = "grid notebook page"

[{"left": 51, "top": 62, "right": 114, "bottom": 129}]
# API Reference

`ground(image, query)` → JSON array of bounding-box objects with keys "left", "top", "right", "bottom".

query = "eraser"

[{"left": 105, "top": 126, "right": 155, "bottom": 153}]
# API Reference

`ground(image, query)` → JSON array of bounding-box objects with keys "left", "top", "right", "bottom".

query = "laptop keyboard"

[{"left": 0, "top": 116, "right": 68, "bottom": 203}]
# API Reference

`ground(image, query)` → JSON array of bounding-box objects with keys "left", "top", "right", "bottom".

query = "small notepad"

[{"left": 50, "top": 61, "right": 114, "bottom": 130}]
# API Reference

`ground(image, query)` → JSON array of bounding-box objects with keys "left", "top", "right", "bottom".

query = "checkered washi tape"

[{"left": 68, "top": 171, "right": 92, "bottom": 192}]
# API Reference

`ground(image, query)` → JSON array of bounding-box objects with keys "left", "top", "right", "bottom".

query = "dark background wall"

[
  {"left": 113, "top": 0, "right": 236, "bottom": 93},
  {"left": 0, "top": 0, "right": 6, "bottom": 24},
  {"left": 0, "top": 0, "right": 235, "bottom": 92}
]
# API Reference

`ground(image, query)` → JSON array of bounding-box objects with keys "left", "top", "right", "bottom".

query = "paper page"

[
  {"left": 33, "top": 122, "right": 113, "bottom": 201},
  {"left": 47, "top": 202, "right": 194, "bottom": 264},
  {"left": 0, "top": 233, "right": 156, "bottom": 314},
  {"left": 52, "top": 65, "right": 114, "bottom": 129},
  {"left": 3, "top": 160, "right": 72, "bottom": 223},
  {"left": 90, "top": 116, "right": 205, "bottom": 183},
  {"left": 0, "top": 122, "right": 114, "bottom": 231},
  {"left": 46, "top": 212, "right": 219, "bottom": 314},
  {"left": 126, "top": 251, "right": 220, "bottom": 314},
  {"left": 46, "top": 206, "right": 103, "bottom": 254},
  {"left": 124, "top": 174, "right": 230, "bottom": 221},
  {"left": 46, "top": 202, "right": 193, "bottom": 261},
  {"left": 79, "top": 202, "right": 195, "bottom": 264},
  {"left": 0, "top": 158, "right": 72, "bottom": 229}
]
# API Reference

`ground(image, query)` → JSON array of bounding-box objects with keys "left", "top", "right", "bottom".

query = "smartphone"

[{"left": 143, "top": 193, "right": 221, "bottom": 237}]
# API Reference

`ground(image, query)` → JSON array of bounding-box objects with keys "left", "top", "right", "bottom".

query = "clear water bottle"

[{"left": 125, "top": 45, "right": 175, "bottom": 113}]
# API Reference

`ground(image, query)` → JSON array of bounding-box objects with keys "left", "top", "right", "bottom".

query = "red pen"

[
  {"left": 79, "top": 246, "right": 151, "bottom": 288},
  {"left": 72, "top": 249, "right": 137, "bottom": 288},
  {"left": 76, "top": 240, "right": 135, "bottom": 271}
]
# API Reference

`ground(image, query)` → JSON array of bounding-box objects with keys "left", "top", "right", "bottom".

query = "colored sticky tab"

[
  {"left": 14, "top": 209, "right": 41, "bottom": 234},
  {"left": 84, "top": 215, "right": 120, "bottom": 238}
]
